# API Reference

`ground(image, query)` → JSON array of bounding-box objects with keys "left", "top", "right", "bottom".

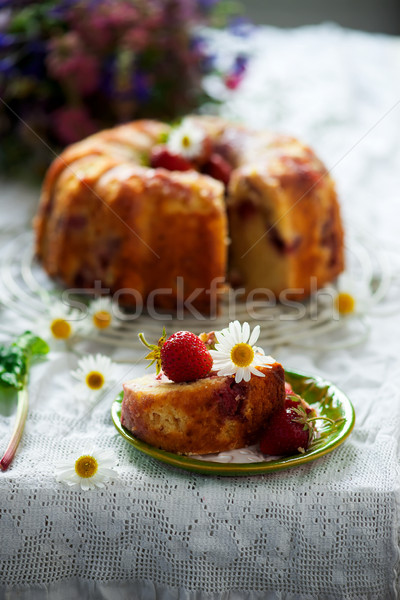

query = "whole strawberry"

[
  {"left": 284, "top": 393, "right": 316, "bottom": 417},
  {"left": 259, "top": 405, "right": 314, "bottom": 456},
  {"left": 150, "top": 146, "right": 193, "bottom": 171},
  {"left": 138, "top": 328, "right": 213, "bottom": 383}
]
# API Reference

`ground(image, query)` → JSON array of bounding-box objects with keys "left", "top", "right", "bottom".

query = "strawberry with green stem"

[
  {"left": 138, "top": 328, "right": 213, "bottom": 383},
  {"left": 260, "top": 401, "right": 340, "bottom": 457}
]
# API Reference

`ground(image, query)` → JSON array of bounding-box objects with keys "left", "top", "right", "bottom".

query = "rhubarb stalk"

[{"left": 0, "top": 332, "right": 49, "bottom": 471}]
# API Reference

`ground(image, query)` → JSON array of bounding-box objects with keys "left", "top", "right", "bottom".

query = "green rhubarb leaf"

[{"left": 0, "top": 331, "right": 49, "bottom": 390}]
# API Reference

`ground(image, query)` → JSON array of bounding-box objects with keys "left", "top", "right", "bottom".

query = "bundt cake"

[
  {"left": 34, "top": 115, "right": 344, "bottom": 312},
  {"left": 121, "top": 362, "right": 285, "bottom": 455}
]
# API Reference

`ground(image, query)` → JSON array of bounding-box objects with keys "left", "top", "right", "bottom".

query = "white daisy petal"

[
  {"left": 248, "top": 324, "right": 260, "bottom": 347},
  {"left": 55, "top": 448, "right": 118, "bottom": 492},
  {"left": 215, "top": 339, "right": 233, "bottom": 351},
  {"left": 55, "top": 467, "right": 76, "bottom": 481},
  {"left": 216, "top": 366, "right": 236, "bottom": 377},
  {"left": 84, "top": 297, "right": 120, "bottom": 332},
  {"left": 334, "top": 272, "right": 372, "bottom": 316},
  {"left": 235, "top": 367, "right": 245, "bottom": 383},
  {"left": 242, "top": 322, "right": 250, "bottom": 344},
  {"left": 255, "top": 354, "right": 276, "bottom": 367},
  {"left": 211, "top": 321, "right": 275, "bottom": 384},
  {"left": 242, "top": 369, "right": 251, "bottom": 382},
  {"left": 232, "top": 320, "right": 243, "bottom": 344},
  {"left": 33, "top": 300, "right": 85, "bottom": 347},
  {"left": 167, "top": 119, "right": 205, "bottom": 160},
  {"left": 95, "top": 448, "right": 117, "bottom": 461},
  {"left": 211, "top": 355, "right": 231, "bottom": 366},
  {"left": 226, "top": 322, "right": 237, "bottom": 342},
  {"left": 253, "top": 346, "right": 265, "bottom": 355},
  {"left": 249, "top": 365, "right": 265, "bottom": 378},
  {"left": 209, "top": 349, "right": 225, "bottom": 359},
  {"left": 70, "top": 353, "right": 118, "bottom": 402}
]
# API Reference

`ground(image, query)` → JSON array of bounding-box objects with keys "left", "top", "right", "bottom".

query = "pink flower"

[
  {"left": 122, "top": 27, "right": 151, "bottom": 52},
  {"left": 46, "top": 32, "right": 100, "bottom": 96},
  {"left": 52, "top": 106, "right": 97, "bottom": 145},
  {"left": 69, "top": 2, "right": 140, "bottom": 51},
  {"left": 224, "top": 72, "right": 244, "bottom": 90}
]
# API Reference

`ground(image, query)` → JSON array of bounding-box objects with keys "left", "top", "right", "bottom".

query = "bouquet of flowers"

[{"left": 0, "top": 0, "right": 243, "bottom": 175}]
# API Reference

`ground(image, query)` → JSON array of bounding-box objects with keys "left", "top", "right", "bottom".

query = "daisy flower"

[
  {"left": 55, "top": 447, "right": 118, "bottom": 491},
  {"left": 86, "top": 297, "right": 120, "bottom": 331},
  {"left": 210, "top": 321, "right": 276, "bottom": 383},
  {"left": 71, "top": 353, "right": 118, "bottom": 401},
  {"left": 35, "top": 300, "right": 83, "bottom": 346},
  {"left": 333, "top": 273, "right": 371, "bottom": 317},
  {"left": 167, "top": 118, "right": 205, "bottom": 160}
]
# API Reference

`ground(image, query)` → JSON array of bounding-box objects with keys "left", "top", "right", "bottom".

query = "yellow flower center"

[
  {"left": 182, "top": 134, "right": 191, "bottom": 148},
  {"left": 75, "top": 455, "right": 98, "bottom": 479},
  {"left": 50, "top": 318, "right": 72, "bottom": 339},
  {"left": 335, "top": 292, "right": 356, "bottom": 315},
  {"left": 85, "top": 371, "right": 105, "bottom": 390},
  {"left": 230, "top": 343, "right": 254, "bottom": 368},
  {"left": 93, "top": 310, "right": 112, "bottom": 329}
]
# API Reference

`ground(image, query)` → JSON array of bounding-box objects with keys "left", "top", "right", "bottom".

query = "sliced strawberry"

[
  {"left": 150, "top": 146, "right": 193, "bottom": 171},
  {"left": 202, "top": 153, "right": 232, "bottom": 186}
]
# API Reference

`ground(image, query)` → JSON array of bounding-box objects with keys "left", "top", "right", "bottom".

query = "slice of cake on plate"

[{"left": 121, "top": 321, "right": 285, "bottom": 455}]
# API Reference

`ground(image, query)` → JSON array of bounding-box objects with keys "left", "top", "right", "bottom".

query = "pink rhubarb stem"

[{"left": 0, "top": 387, "right": 29, "bottom": 471}]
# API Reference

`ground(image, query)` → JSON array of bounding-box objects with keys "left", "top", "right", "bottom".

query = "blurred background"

[
  {"left": 1, "top": 0, "right": 400, "bottom": 177},
  {"left": 242, "top": 0, "right": 400, "bottom": 34}
]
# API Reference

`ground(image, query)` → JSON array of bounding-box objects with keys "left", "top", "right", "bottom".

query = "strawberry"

[
  {"left": 150, "top": 146, "right": 193, "bottom": 171},
  {"left": 285, "top": 382, "right": 294, "bottom": 395},
  {"left": 285, "top": 393, "right": 315, "bottom": 417},
  {"left": 202, "top": 153, "right": 232, "bottom": 186},
  {"left": 259, "top": 405, "right": 315, "bottom": 456},
  {"left": 138, "top": 328, "right": 213, "bottom": 383}
]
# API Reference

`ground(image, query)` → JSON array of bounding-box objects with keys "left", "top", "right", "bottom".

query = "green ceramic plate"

[{"left": 111, "top": 370, "right": 355, "bottom": 476}]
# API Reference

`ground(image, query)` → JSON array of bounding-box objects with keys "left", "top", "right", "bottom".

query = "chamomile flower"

[
  {"left": 71, "top": 353, "right": 118, "bottom": 401},
  {"left": 333, "top": 273, "right": 371, "bottom": 317},
  {"left": 35, "top": 301, "right": 83, "bottom": 346},
  {"left": 86, "top": 297, "right": 119, "bottom": 331},
  {"left": 210, "top": 320, "right": 276, "bottom": 383},
  {"left": 167, "top": 118, "right": 205, "bottom": 160},
  {"left": 55, "top": 447, "right": 118, "bottom": 491}
]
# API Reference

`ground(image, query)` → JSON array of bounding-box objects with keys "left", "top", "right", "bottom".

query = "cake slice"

[{"left": 121, "top": 363, "right": 285, "bottom": 455}]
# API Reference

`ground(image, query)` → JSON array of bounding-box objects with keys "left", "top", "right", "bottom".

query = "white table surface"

[{"left": 1, "top": 23, "right": 400, "bottom": 600}]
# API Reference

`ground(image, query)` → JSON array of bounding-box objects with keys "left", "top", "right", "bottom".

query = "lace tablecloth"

[{"left": 1, "top": 23, "right": 400, "bottom": 600}]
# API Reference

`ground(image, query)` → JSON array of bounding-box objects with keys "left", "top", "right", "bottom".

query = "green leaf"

[
  {"left": 0, "top": 331, "right": 49, "bottom": 391},
  {"left": 13, "top": 331, "right": 49, "bottom": 358}
]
